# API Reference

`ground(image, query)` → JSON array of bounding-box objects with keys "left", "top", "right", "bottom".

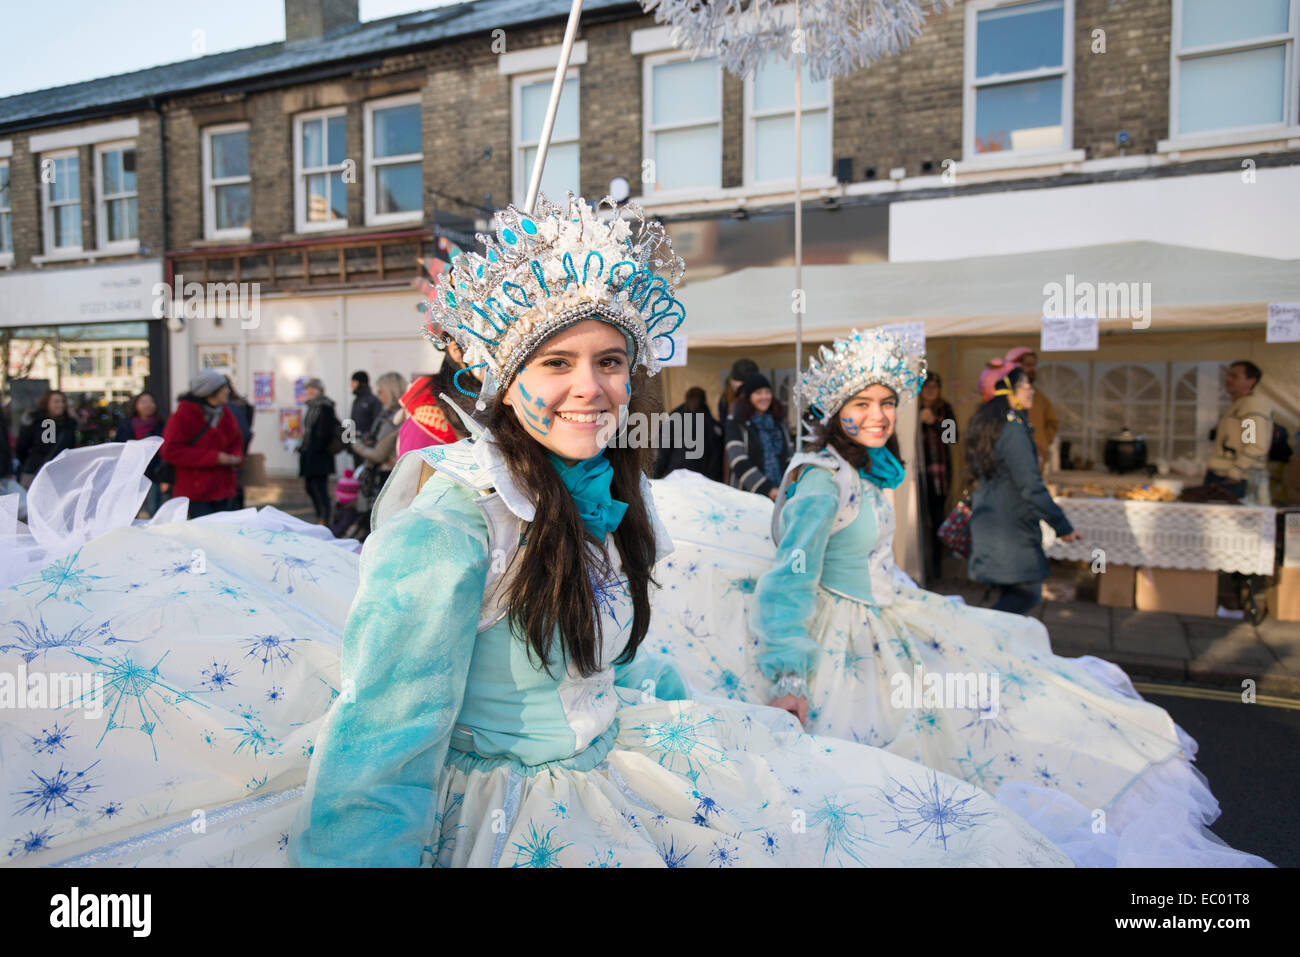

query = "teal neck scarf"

[
  {"left": 860, "top": 445, "right": 905, "bottom": 490},
  {"left": 547, "top": 450, "right": 628, "bottom": 540}
]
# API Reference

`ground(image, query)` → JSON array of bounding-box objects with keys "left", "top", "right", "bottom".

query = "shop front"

[{"left": 0, "top": 260, "right": 166, "bottom": 438}]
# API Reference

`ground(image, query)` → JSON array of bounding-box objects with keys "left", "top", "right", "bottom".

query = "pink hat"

[
  {"left": 978, "top": 358, "right": 1021, "bottom": 402},
  {"left": 335, "top": 468, "right": 360, "bottom": 506},
  {"left": 1004, "top": 346, "right": 1035, "bottom": 365}
]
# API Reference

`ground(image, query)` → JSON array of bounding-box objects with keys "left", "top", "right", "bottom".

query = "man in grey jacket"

[{"left": 1205, "top": 360, "right": 1271, "bottom": 500}]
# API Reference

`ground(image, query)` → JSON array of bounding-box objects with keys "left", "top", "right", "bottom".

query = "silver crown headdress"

[
  {"left": 422, "top": 192, "right": 686, "bottom": 407},
  {"left": 797, "top": 328, "right": 928, "bottom": 423}
]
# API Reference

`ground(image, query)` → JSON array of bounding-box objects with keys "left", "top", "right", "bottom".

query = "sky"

[{"left": 0, "top": 0, "right": 465, "bottom": 99}]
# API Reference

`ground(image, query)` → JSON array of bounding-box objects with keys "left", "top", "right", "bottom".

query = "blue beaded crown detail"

[
  {"left": 422, "top": 192, "right": 686, "bottom": 405},
  {"left": 796, "top": 328, "right": 928, "bottom": 423}
]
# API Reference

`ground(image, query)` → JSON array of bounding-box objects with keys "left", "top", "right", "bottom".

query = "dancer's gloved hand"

[{"left": 769, "top": 693, "right": 808, "bottom": 726}]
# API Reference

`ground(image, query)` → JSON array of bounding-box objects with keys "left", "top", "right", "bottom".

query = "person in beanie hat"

[
  {"left": 298, "top": 378, "right": 340, "bottom": 525},
  {"left": 724, "top": 372, "right": 792, "bottom": 500},
  {"left": 160, "top": 370, "right": 244, "bottom": 518},
  {"left": 718, "top": 357, "right": 761, "bottom": 425},
  {"left": 349, "top": 371, "right": 383, "bottom": 469}
]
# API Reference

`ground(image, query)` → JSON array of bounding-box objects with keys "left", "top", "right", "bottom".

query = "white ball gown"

[
  {"left": 0, "top": 437, "right": 1070, "bottom": 868},
  {"left": 642, "top": 462, "right": 1272, "bottom": 868}
]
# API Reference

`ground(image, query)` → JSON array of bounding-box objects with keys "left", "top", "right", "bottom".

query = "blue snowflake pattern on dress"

[
  {"left": 12, "top": 549, "right": 113, "bottom": 609},
  {"left": 880, "top": 773, "right": 992, "bottom": 850},
  {"left": 954, "top": 745, "right": 1004, "bottom": 791},
  {"left": 808, "top": 796, "right": 881, "bottom": 865},
  {"left": 241, "top": 634, "right": 307, "bottom": 673},
  {"left": 70, "top": 649, "right": 205, "bottom": 759},
  {"left": 199, "top": 660, "right": 239, "bottom": 692},
  {"left": 510, "top": 820, "right": 572, "bottom": 868},
  {"left": 691, "top": 791, "right": 724, "bottom": 827},
  {"left": 629, "top": 709, "right": 729, "bottom": 781},
  {"left": 29, "top": 720, "right": 74, "bottom": 755},
  {"left": 266, "top": 554, "right": 321, "bottom": 594},
  {"left": 14, "top": 760, "right": 101, "bottom": 818},
  {"left": 1, "top": 616, "right": 133, "bottom": 664},
  {"left": 226, "top": 705, "right": 278, "bottom": 757},
  {"left": 708, "top": 836, "right": 741, "bottom": 867},
  {"left": 8, "top": 827, "right": 59, "bottom": 858},
  {"left": 659, "top": 836, "right": 695, "bottom": 867},
  {"left": 588, "top": 847, "right": 621, "bottom": 868},
  {"left": 435, "top": 792, "right": 466, "bottom": 860}
]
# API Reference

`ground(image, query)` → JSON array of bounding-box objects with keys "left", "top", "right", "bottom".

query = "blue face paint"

[
  {"left": 534, "top": 395, "right": 545, "bottom": 409},
  {"left": 840, "top": 415, "right": 860, "bottom": 437},
  {"left": 625, "top": 382, "right": 631, "bottom": 397}
]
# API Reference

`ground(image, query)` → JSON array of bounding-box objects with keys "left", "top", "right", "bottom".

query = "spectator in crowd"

[
  {"left": 223, "top": 379, "right": 255, "bottom": 509},
  {"left": 964, "top": 366, "right": 1080, "bottom": 615},
  {"left": 1205, "top": 360, "right": 1272, "bottom": 500},
  {"left": 299, "top": 377, "right": 341, "bottom": 525},
  {"left": 725, "top": 373, "right": 792, "bottom": 501},
  {"left": 350, "top": 371, "right": 407, "bottom": 513},
  {"left": 349, "top": 371, "right": 383, "bottom": 469},
  {"left": 918, "top": 372, "right": 956, "bottom": 581},
  {"left": 113, "top": 391, "right": 167, "bottom": 517},
  {"left": 15, "top": 389, "right": 77, "bottom": 488},
  {"left": 160, "top": 371, "right": 244, "bottom": 519},
  {"left": 718, "top": 359, "right": 759, "bottom": 485},
  {"left": 1005, "top": 347, "right": 1057, "bottom": 462},
  {"left": 653, "top": 386, "right": 724, "bottom": 481}
]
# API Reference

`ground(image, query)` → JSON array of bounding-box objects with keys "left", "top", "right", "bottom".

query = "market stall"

[{"left": 1042, "top": 485, "right": 1276, "bottom": 619}]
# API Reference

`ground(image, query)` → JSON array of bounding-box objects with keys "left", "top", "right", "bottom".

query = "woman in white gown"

[
  {"left": 644, "top": 330, "right": 1270, "bottom": 868},
  {"left": 0, "top": 198, "right": 1068, "bottom": 868}
]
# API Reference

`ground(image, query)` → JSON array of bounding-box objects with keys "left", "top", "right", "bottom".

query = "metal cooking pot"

[{"left": 1104, "top": 428, "right": 1147, "bottom": 474}]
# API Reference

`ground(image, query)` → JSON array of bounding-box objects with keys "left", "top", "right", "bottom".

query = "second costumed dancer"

[{"left": 646, "top": 329, "right": 1270, "bottom": 867}]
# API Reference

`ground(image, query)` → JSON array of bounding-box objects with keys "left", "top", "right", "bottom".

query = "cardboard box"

[
  {"left": 1266, "top": 567, "right": 1300, "bottom": 622},
  {"left": 1135, "top": 566, "right": 1218, "bottom": 617},
  {"left": 1096, "top": 563, "right": 1135, "bottom": 608}
]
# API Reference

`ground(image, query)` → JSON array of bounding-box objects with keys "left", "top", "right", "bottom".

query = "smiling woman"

[{"left": 287, "top": 195, "right": 1072, "bottom": 868}]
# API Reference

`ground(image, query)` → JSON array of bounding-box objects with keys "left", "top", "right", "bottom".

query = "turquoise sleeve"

[
  {"left": 289, "top": 479, "right": 490, "bottom": 867},
  {"left": 753, "top": 467, "right": 837, "bottom": 684},
  {"left": 614, "top": 650, "right": 691, "bottom": 702}
]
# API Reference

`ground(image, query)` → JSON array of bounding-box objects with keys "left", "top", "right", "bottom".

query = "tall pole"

[
  {"left": 524, "top": 0, "right": 584, "bottom": 215},
  {"left": 793, "top": 0, "right": 804, "bottom": 437}
]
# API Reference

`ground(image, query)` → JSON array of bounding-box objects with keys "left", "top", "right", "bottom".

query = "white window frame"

[
  {"left": 94, "top": 139, "right": 139, "bottom": 253},
  {"left": 512, "top": 68, "right": 580, "bottom": 208},
  {"left": 294, "top": 106, "right": 349, "bottom": 234},
  {"left": 742, "top": 61, "right": 835, "bottom": 188},
  {"left": 203, "top": 122, "right": 252, "bottom": 241},
  {"left": 364, "top": 93, "right": 424, "bottom": 227},
  {"left": 0, "top": 157, "right": 12, "bottom": 265},
  {"left": 1167, "top": 0, "right": 1300, "bottom": 144},
  {"left": 962, "top": 0, "right": 1077, "bottom": 163},
  {"left": 641, "top": 51, "right": 723, "bottom": 199},
  {"left": 41, "top": 147, "right": 83, "bottom": 256}
]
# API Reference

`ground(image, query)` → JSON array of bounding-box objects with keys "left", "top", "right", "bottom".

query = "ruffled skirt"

[{"left": 645, "top": 472, "right": 1272, "bottom": 867}]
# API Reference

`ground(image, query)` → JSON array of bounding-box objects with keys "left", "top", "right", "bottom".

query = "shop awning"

[{"left": 676, "top": 241, "right": 1300, "bottom": 346}]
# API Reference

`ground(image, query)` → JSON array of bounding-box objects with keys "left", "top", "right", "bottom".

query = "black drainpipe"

[{"left": 148, "top": 95, "right": 172, "bottom": 413}]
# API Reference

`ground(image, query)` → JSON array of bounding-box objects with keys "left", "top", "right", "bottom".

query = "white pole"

[
  {"left": 793, "top": 0, "right": 804, "bottom": 437},
  {"left": 524, "top": 0, "right": 584, "bottom": 215}
]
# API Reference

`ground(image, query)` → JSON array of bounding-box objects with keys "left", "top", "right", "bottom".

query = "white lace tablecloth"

[{"left": 1042, "top": 498, "right": 1276, "bottom": 575}]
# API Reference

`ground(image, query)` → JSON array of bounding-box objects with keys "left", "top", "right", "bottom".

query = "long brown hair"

[{"left": 486, "top": 369, "right": 660, "bottom": 678}]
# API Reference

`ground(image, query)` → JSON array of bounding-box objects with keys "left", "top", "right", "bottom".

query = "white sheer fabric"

[{"left": 0, "top": 437, "right": 359, "bottom": 591}]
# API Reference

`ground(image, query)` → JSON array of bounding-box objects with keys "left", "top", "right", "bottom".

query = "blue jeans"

[
  {"left": 1203, "top": 470, "right": 1247, "bottom": 500},
  {"left": 992, "top": 581, "right": 1042, "bottom": 615}
]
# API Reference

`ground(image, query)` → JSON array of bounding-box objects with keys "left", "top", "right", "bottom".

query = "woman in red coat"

[{"left": 161, "top": 370, "right": 244, "bottom": 518}]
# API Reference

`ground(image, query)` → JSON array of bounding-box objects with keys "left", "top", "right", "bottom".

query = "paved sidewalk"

[
  {"left": 937, "top": 579, "right": 1300, "bottom": 700},
  {"left": 243, "top": 476, "right": 1300, "bottom": 699}
]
